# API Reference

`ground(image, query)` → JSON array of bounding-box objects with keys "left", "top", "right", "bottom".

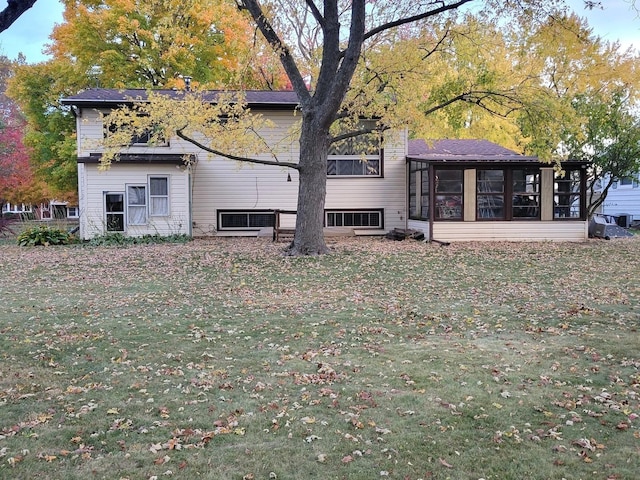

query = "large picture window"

[
  {"left": 327, "top": 120, "right": 381, "bottom": 177},
  {"left": 435, "top": 169, "right": 463, "bottom": 220}
]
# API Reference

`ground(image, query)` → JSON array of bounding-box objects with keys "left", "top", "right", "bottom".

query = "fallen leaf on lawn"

[
  {"left": 342, "top": 455, "right": 354, "bottom": 463},
  {"left": 439, "top": 458, "right": 453, "bottom": 468}
]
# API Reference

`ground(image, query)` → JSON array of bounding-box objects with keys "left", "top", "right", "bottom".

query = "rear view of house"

[{"left": 62, "top": 88, "right": 407, "bottom": 240}]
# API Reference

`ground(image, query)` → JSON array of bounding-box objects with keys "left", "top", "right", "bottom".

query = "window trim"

[
  {"left": 475, "top": 168, "right": 541, "bottom": 221},
  {"left": 217, "top": 210, "right": 276, "bottom": 231},
  {"left": 325, "top": 209, "right": 384, "bottom": 229},
  {"left": 554, "top": 167, "right": 585, "bottom": 220},
  {"left": 149, "top": 175, "right": 170, "bottom": 217},
  {"left": 434, "top": 168, "right": 464, "bottom": 221},
  {"left": 126, "top": 184, "right": 148, "bottom": 226},
  {"left": 327, "top": 119, "right": 383, "bottom": 178},
  {"left": 105, "top": 191, "right": 125, "bottom": 232}
]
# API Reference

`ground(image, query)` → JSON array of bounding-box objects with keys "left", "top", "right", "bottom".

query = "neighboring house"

[
  {"left": 406, "top": 139, "right": 589, "bottom": 242},
  {"left": 2, "top": 201, "right": 79, "bottom": 220},
  {"left": 61, "top": 89, "right": 589, "bottom": 242},
  {"left": 596, "top": 173, "right": 640, "bottom": 222}
]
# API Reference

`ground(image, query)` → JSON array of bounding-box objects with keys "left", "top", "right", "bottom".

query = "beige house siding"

[
  {"left": 432, "top": 221, "right": 587, "bottom": 242},
  {"left": 78, "top": 163, "right": 190, "bottom": 239},
  {"left": 75, "top": 107, "right": 407, "bottom": 238}
]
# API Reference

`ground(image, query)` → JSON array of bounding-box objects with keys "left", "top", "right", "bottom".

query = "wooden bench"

[{"left": 273, "top": 209, "right": 297, "bottom": 242}]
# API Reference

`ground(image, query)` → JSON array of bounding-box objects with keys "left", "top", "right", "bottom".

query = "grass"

[{"left": 0, "top": 236, "right": 639, "bottom": 480}]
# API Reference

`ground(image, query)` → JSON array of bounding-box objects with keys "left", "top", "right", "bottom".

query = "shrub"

[{"left": 17, "top": 225, "right": 73, "bottom": 246}]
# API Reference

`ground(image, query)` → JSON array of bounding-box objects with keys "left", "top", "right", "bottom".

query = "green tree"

[
  {"left": 7, "top": 0, "right": 279, "bottom": 201},
  {"left": 561, "top": 89, "right": 640, "bottom": 217}
]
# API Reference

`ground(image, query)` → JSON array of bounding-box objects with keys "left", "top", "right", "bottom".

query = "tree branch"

[
  {"left": 364, "top": 0, "right": 475, "bottom": 41},
  {"left": 175, "top": 128, "right": 300, "bottom": 170},
  {"left": 238, "top": 0, "right": 311, "bottom": 108},
  {"left": 0, "top": 0, "right": 37, "bottom": 33},
  {"left": 303, "top": 0, "right": 325, "bottom": 30}
]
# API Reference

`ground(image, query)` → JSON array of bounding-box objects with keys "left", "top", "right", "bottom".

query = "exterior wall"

[
  {"left": 75, "top": 106, "right": 408, "bottom": 238},
  {"left": 78, "top": 162, "right": 190, "bottom": 239},
  {"left": 432, "top": 221, "right": 587, "bottom": 242},
  {"left": 600, "top": 174, "right": 640, "bottom": 220}
]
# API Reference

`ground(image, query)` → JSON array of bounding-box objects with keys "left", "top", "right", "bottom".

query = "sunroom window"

[
  {"left": 435, "top": 169, "right": 463, "bottom": 220},
  {"left": 477, "top": 170, "right": 504, "bottom": 219},
  {"left": 554, "top": 168, "right": 582, "bottom": 219},
  {"left": 512, "top": 169, "right": 540, "bottom": 218},
  {"left": 409, "top": 161, "right": 429, "bottom": 220}
]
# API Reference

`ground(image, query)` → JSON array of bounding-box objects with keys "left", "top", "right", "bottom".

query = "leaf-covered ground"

[{"left": 0, "top": 237, "right": 638, "bottom": 479}]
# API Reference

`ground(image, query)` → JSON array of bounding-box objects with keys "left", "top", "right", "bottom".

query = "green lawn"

[{"left": 0, "top": 237, "right": 638, "bottom": 480}]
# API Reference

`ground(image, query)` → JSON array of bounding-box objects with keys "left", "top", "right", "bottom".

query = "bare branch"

[
  {"left": 239, "top": 0, "right": 311, "bottom": 107},
  {"left": 364, "top": 0, "right": 475, "bottom": 41},
  {"left": 303, "top": 0, "right": 325, "bottom": 29}
]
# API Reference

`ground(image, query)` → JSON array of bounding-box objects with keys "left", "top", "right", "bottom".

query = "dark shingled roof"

[
  {"left": 408, "top": 139, "right": 540, "bottom": 162},
  {"left": 61, "top": 88, "right": 301, "bottom": 109}
]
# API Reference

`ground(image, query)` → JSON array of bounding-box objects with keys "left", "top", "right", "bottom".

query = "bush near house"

[{"left": 16, "top": 225, "right": 74, "bottom": 246}]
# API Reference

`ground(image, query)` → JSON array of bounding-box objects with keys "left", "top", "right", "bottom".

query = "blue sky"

[{"left": 0, "top": 0, "right": 638, "bottom": 63}]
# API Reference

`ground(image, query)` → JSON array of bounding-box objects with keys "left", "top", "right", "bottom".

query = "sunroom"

[{"left": 406, "top": 139, "right": 589, "bottom": 242}]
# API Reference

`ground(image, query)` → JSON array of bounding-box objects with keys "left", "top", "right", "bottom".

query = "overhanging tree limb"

[
  {"left": 238, "top": 0, "right": 312, "bottom": 108},
  {"left": 0, "top": 0, "right": 37, "bottom": 33},
  {"left": 175, "top": 128, "right": 300, "bottom": 170},
  {"left": 364, "top": 0, "right": 475, "bottom": 41}
]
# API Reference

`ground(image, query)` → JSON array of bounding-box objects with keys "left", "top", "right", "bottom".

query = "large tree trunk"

[{"left": 287, "top": 115, "right": 331, "bottom": 256}]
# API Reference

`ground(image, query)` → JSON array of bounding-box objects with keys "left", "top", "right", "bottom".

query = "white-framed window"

[
  {"left": 126, "top": 185, "right": 147, "bottom": 225},
  {"left": 105, "top": 192, "right": 125, "bottom": 232},
  {"left": 149, "top": 176, "right": 169, "bottom": 216},
  {"left": 327, "top": 120, "right": 382, "bottom": 177},
  {"left": 325, "top": 209, "right": 383, "bottom": 229},
  {"left": 67, "top": 206, "right": 79, "bottom": 218},
  {"left": 105, "top": 117, "right": 169, "bottom": 146},
  {"left": 218, "top": 210, "right": 275, "bottom": 230}
]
